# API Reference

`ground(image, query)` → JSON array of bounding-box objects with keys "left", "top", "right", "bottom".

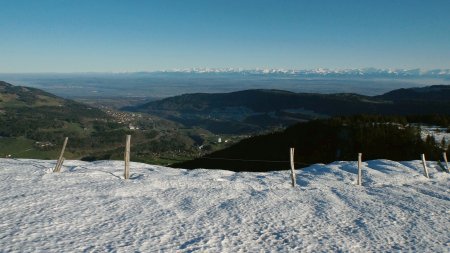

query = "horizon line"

[{"left": 1, "top": 67, "right": 450, "bottom": 75}]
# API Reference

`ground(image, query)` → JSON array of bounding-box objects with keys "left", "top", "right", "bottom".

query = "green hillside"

[{"left": 0, "top": 81, "right": 227, "bottom": 164}]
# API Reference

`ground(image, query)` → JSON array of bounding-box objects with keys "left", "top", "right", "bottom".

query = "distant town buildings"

[
  {"left": 100, "top": 107, "right": 145, "bottom": 129},
  {"left": 128, "top": 124, "right": 139, "bottom": 130}
]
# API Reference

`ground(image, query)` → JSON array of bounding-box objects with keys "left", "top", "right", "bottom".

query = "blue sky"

[{"left": 1, "top": 0, "right": 449, "bottom": 72}]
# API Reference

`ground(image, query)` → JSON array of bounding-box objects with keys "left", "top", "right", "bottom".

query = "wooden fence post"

[
  {"left": 357, "top": 153, "right": 362, "bottom": 186},
  {"left": 289, "top": 148, "right": 296, "bottom": 187},
  {"left": 53, "top": 137, "right": 68, "bottom": 173},
  {"left": 421, "top": 154, "right": 430, "bottom": 178},
  {"left": 124, "top": 135, "right": 131, "bottom": 179},
  {"left": 443, "top": 152, "right": 449, "bottom": 171}
]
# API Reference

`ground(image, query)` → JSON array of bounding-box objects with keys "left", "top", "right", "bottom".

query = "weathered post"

[
  {"left": 357, "top": 153, "right": 362, "bottom": 186},
  {"left": 53, "top": 137, "right": 68, "bottom": 172},
  {"left": 124, "top": 135, "right": 131, "bottom": 179},
  {"left": 443, "top": 152, "right": 449, "bottom": 171},
  {"left": 290, "top": 148, "right": 296, "bottom": 187},
  {"left": 56, "top": 157, "right": 65, "bottom": 171},
  {"left": 421, "top": 154, "right": 430, "bottom": 178}
]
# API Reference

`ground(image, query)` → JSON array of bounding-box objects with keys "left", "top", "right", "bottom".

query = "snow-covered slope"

[{"left": 0, "top": 159, "right": 449, "bottom": 252}]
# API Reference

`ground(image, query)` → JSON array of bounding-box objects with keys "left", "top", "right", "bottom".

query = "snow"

[
  {"left": 0, "top": 158, "right": 449, "bottom": 252},
  {"left": 162, "top": 67, "right": 450, "bottom": 78},
  {"left": 420, "top": 125, "right": 450, "bottom": 146}
]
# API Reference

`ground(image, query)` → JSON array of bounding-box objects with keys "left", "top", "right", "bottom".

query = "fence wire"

[{"left": 197, "top": 156, "right": 312, "bottom": 166}]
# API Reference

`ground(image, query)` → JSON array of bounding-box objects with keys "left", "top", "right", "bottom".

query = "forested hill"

[
  {"left": 1, "top": 80, "right": 63, "bottom": 106},
  {"left": 0, "top": 81, "right": 123, "bottom": 160},
  {"left": 131, "top": 85, "right": 450, "bottom": 114},
  {"left": 0, "top": 80, "right": 106, "bottom": 116},
  {"left": 0, "top": 80, "right": 110, "bottom": 138},
  {"left": 126, "top": 85, "right": 450, "bottom": 134},
  {"left": 128, "top": 89, "right": 379, "bottom": 114},
  {"left": 172, "top": 115, "right": 449, "bottom": 172},
  {"left": 376, "top": 85, "right": 450, "bottom": 101}
]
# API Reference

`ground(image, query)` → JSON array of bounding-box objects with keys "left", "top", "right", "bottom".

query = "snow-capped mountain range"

[{"left": 161, "top": 68, "right": 450, "bottom": 78}]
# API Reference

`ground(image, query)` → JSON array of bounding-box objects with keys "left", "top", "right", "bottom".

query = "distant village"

[{"left": 100, "top": 107, "right": 146, "bottom": 130}]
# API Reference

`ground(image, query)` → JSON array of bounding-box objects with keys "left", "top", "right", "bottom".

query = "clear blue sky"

[{"left": 1, "top": 0, "right": 449, "bottom": 72}]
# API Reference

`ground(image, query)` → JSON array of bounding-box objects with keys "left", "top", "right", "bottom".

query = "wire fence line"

[
  {"left": 3, "top": 139, "right": 312, "bottom": 166},
  {"left": 4, "top": 136, "right": 448, "bottom": 175},
  {"left": 197, "top": 157, "right": 312, "bottom": 166},
  {"left": 4, "top": 149, "right": 312, "bottom": 166},
  {"left": 14, "top": 148, "right": 33, "bottom": 155},
  {"left": 4, "top": 136, "right": 449, "bottom": 185}
]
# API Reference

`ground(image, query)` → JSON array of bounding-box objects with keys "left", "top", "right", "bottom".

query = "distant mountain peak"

[{"left": 155, "top": 68, "right": 450, "bottom": 78}]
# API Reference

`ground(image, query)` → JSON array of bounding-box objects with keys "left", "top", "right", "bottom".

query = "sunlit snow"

[{"left": 0, "top": 158, "right": 449, "bottom": 252}]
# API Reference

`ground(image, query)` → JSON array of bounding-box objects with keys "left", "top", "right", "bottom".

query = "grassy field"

[{"left": 0, "top": 137, "right": 62, "bottom": 160}]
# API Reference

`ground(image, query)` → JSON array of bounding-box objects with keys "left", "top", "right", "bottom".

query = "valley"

[
  {"left": 1, "top": 80, "right": 449, "bottom": 170},
  {"left": 0, "top": 81, "right": 245, "bottom": 165}
]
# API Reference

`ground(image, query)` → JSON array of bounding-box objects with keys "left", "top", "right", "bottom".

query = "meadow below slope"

[{"left": 0, "top": 159, "right": 449, "bottom": 252}]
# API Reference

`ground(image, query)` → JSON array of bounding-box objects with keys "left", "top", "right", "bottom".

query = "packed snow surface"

[{"left": 1, "top": 158, "right": 449, "bottom": 252}]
